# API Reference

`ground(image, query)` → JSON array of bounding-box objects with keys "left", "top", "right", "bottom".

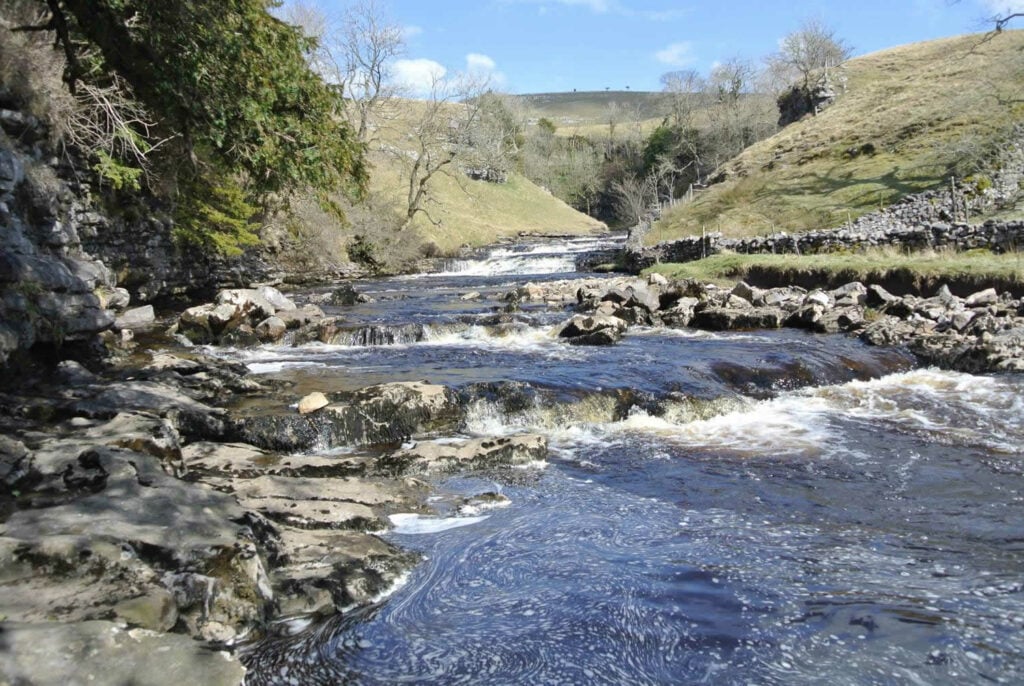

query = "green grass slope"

[
  {"left": 367, "top": 151, "right": 606, "bottom": 254},
  {"left": 648, "top": 30, "right": 1024, "bottom": 243}
]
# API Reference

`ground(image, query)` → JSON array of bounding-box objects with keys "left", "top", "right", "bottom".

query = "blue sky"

[{"left": 300, "top": 0, "right": 1023, "bottom": 94}]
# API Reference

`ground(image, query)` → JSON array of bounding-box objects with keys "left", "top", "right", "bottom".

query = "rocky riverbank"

[
  {"left": 0, "top": 300, "right": 548, "bottom": 683},
  {"left": 523, "top": 273, "right": 1024, "bottom": 373}
]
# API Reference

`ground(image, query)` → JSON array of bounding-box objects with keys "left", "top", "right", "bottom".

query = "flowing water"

[{"left": 234, "top": 237, "right": 1024, "bottom": 685}]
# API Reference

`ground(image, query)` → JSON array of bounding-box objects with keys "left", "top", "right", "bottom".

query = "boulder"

[
  {"left": 216, "top": 288, "right": 278, "bottom": 321},
  {"left": 254, "top": 315, "right": 287, "bottom": 343},
  {"left": 256, "top": 285, "right": 297, "bottom": 312},
  {"left": 297, "top": 391, "right": 329, "bottom": 414},
  {"left": 115, "top": 304, "right": 156, "bottom": 330},
  {"left": 274, "top": 304, "right": 325, "bottom": 330},
  {"left": 965, "top": 287, "right": 998, "bottom": 307},
  {"left": 692, "top": 307, "right": 786, "bottom": 331},
  {"left": 553, "top": 313, "right": 628, "bottom": 346}
]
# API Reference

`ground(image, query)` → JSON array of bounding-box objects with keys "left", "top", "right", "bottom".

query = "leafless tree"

[
  {"left": 660, "top": 69, "right": 705, "bottom": 128},
  {"left": 611, "top": 173, "right": 657, "bottom": 225},
  {"left": 768, "top": 18, "right": 852, "bottom": 89},
  {"left": 283, "top": 0, "right": 404, "bottom": 147},
  {"left": 390, "top": 72, "right": 492, "bottom": 229}
]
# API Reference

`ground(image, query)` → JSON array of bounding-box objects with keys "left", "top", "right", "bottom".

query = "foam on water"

[{"left": 388, "top": 513, "right": 490, "bottom": 534}]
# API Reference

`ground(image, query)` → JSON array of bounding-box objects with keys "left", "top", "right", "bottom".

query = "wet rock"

[
  {"left": 183, "top": 442, "right": 364, "bottom": 479},
  {"left": 0, "top": 621, "right": 247, "bottom": 686},
  {"left": 297, "top": 391, "right": 329, "bottom": 415},
  {"left": 692, "top": 307, "right": 786, "bottom": 331},
  {"left": 231, "top": 382, "right": 460, "bottom": 452},
  {"left": 376, "top": 434, "right": 548, "bottom": 476},
  {"left": 0, "top": 435, "right": 30, "bottom": 486},
  {"left": 327, "top": 283, "right": 366, "bottom": 306},
  {"left": 270, "top": 529, "right": 420, "bottom": 611},
  {"left": 114, "top": 588, "right": 179, "bottom": 632},
  {"left": 553, "top": 313, "right": 628, "bottom": 346}
]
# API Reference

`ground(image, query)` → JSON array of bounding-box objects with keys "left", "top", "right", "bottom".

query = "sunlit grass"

[{"left": 645, "top": 247, "right": 1024, "bottom": 286}]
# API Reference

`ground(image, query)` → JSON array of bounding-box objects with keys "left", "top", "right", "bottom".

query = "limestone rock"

[
  {"left": 115, "top": 305, "right": 156, "bottom": 330},
  {"left": 0, "top": 621, "right": 247, "bottom": 686},
  {"left": 297, "top": 391, "right": 330, "bottom": 414},
  {"left": 554, "top": 313, "right": 628, "bottom": 346},
  {"left": 254, "top": 315, "right": 287, "bottom": 343},
  {"left": 377, "top": 434, "right": 548, "bottom": 475}
]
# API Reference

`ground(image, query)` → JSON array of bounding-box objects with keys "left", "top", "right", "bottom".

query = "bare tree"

[
  {"left": 768, "top": 18, "right": 852, "bottom": 89},
  {"left": 390, "top": 72, "right": 492, "bottom": 229},
  {"left": 611, "top": 173, "right": 657, "bottom": 225},
  {"left": 284, "top": 0, "right": 404, "bottom": 147},
  {"left": 660, "top": 69, "right": 705, "bottom": 128}
]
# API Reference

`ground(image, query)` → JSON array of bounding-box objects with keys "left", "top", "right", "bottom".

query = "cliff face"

[
  {"left": 0, "top": 107, "right": 278, "bottom": 366},
  {"left": 0, "top": 131, "right": 117, "bottom": 365}
]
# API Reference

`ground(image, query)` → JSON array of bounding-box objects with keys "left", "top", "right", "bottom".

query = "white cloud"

[
  {"left": 655, "top": 41, "right": 696, "bottom": 67},
  {"left": 403, "top": 25, "right": 424, "bottom": 38},
  {"left": 466, "top": 53, "right": 507, "bottom": 88},
  {"left": 393, "top": 58, "right": 447, "bottom": 95}
]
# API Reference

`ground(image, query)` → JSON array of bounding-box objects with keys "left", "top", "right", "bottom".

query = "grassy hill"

[
  {"left": 647, "top": 30, "right": 1024, "bottom": 243},
  {"left": 518, "top": 91, "right": 670, "bottom": 139}
]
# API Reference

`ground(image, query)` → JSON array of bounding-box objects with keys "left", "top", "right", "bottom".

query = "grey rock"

[
  {"left": 965, "top": 287, "right": 998, "bottom": 307},
  {"left": 0, "top": 621, "right": 246, "bottom": 686},
  {"left": 254, "top": 315, "right": 287, "bottom": 343},
  {"left": 554, "top": 313, "right": 628, "bottom": 346},
  {"left": 116, "top": 305, "right": 156, "bottom": 330},
  {"left": 692, "top": 307, "right": 786, "bottom": 331}
]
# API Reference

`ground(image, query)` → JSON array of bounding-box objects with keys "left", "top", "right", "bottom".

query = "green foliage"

[
  {"left": 51, "top": 0, "right": 367, "bottom": 253},
  {"left": 172, "top": 173, "right": 260, "bottom": 257},
  {"left": 91, "top": 150, "right": 143, "bottom": 191}
]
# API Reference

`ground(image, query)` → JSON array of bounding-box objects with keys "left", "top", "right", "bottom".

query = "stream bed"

[{"left": 235, "top": 237, "right": 1024, "bottom": 685}]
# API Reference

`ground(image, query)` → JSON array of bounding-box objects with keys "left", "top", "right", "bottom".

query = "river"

[{"left": 231, "top": 236, "right": 1024, "bottom": 685}]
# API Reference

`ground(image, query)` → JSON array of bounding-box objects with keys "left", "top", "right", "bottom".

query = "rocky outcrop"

[{"left": 0, "top": 143, "right": 119, "bottom": 364}]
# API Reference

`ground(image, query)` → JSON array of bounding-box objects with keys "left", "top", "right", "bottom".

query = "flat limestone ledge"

[
  {"left": 375, "top": 434, "right": 549, "bottom": 476},
  {"left": 0, "top": 620, "right": 246, "bottom": 686}
]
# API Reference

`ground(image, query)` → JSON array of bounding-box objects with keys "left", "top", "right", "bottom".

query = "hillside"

[
  {"left": 518, "top": 91, "right": 671, "bottom": 126},
  {"left": 648, "top": 30, "right": 1024, "bottom": 243},
  {"left": 369, "top": 156, "right": 606, "bottom": 253}
]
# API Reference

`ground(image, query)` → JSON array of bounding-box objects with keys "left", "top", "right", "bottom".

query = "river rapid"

[{"left": 232, "top": 236, "right": 1024, "bottom": 685}]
